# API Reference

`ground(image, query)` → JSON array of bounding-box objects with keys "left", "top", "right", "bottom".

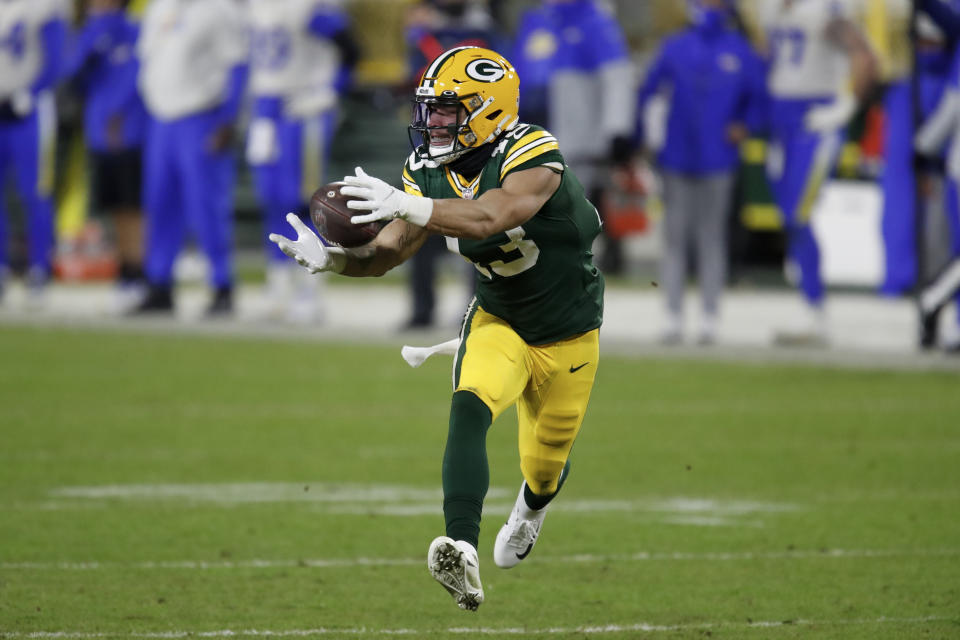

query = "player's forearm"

[
  {"left": 340, "top": 219, "right": 426, "bottom": 277},
  {"left": 425, "top": 189, "right": 538, "bottom": 240},
  {"left": 425, "top": 198, "right": 502, "bottom": 240},
  {"left": 338, "top": 251, "right": 398, "bottom": 277}
]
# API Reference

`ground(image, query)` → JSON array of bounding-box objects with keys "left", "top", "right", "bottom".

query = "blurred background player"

[
  {"left": 915, "top": 2, "right": 960, "bottom": 353},
  {"left": 637, "top": 0, "right": 764, "bottom": 345},
  {"left": 134, "top": 0, "right": 249, "bottom": 315},
  {"left": 877, "top": 2, "right": 954, "bottom": 301},
  {"left": 247, "top": 0, "right": 358, "bottom": 324},
  {"left": 760, "top": 0, "right": 878, "bottom": 346},
  {"left": 0, "top": 0, "right": 68, "bottom": 306},
  {"left": 512, "top": 0, "right": 635, "bottom": 275},
  {"left": 911, "top": 0, "right": 960, "bottom": 351},
  {"left": 400, "top": 0, "right": 501, "bottom": 330},
  {"left": 510, "top": 0, "right": 554, "bottom": 127},
  {"left": 65, "top": 0, "right": 147, "bottom": 313}
]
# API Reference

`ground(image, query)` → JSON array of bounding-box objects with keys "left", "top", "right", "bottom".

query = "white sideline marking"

[
  {"left": 39, "top": 483, "right": 798, "bottom": 526},
  {"left": 3, "top": 616, "right": 952, "bottom": 637},
  {"left": 4, "top": 547, "right": 957, "bottom": 571}
]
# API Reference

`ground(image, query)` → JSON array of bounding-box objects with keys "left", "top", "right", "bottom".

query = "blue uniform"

[
  {"left": 881, "top": 48, "right": 952, "bottom": 295},
  {"left": 247, "top": 0, "right": 356, "bottom": 264},
  {"left": 761, "top": 0, "right": 860, "bottom": 308},
  {"left": 637, "top": 24, "right": 764, "bottom": 175},
  {"left": 65, "top": 9, "right": 146, "bottom": 153},
  {"left": 137, "top": 0, "right": 248, "bottom": 298},
  {"left": 511, "top": 0, "right": 633, "bottom": 171},
  {"left": 510, "top": 6, "right": 555, "bottom": 126},
  {"left": 0, "top": 0, "right": 66, "bottom": 285},
  {"left": 921, "top": 43, "right": 960, "bottom": 327}
]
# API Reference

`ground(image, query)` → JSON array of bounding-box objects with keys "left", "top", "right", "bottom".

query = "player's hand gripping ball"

[{"left": 309, "top": 182, "right": 385, "bottom": 248}]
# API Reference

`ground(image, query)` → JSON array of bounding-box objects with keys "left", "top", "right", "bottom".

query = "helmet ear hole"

[{"left": 485, "top": 109, "right": 503, "bottom": 121}]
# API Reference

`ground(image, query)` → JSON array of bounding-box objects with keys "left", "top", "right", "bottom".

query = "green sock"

[
  {"left": 442, "top": 390, "right": 492, "bottom": 550},
  {"left": 523, "top": 459, "right": 571, "bottom": 511}
]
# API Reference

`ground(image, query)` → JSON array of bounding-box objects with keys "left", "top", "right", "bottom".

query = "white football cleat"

[
  {"left": 493, "top": 482, "right": 548, "bottom": 569},
  {"left": 427, "top": 536, "right": 484, "bottom": 611}
]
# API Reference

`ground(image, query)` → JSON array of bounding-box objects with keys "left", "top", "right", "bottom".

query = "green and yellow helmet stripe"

[{"left": 419, "top": 45, "right": 474, "bottom": 90}]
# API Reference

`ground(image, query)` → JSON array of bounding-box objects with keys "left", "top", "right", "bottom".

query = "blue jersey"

[
  {"left": 638, "top": 25, "right": 764, "bottom": 174},
  {"left": 66, "top": 10, "right": 146, "bottom": 151},
  {"left": 512, "top": 0, "right": 633, "bottom": 163}
]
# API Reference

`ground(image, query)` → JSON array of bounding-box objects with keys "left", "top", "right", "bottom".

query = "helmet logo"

[{"left": 465, "top": 59, "right": 505, "bottom": 83}]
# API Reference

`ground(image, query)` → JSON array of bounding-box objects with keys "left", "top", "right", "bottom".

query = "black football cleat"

[
  {"left": 130, "top": 285, "right": 173, "bottom": 315},
  {"left": 919, "top": 309, "right": 939, "bottom": 350},
  {"left": 206, "top": 286, "right": 233, "bottom": 316}
]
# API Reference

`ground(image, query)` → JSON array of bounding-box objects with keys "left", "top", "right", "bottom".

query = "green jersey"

[{"left": 401, "top": 124, "right": 604, "bottom": 345}]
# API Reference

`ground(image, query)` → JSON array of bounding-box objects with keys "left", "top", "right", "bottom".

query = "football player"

[
  {"left": 247, "top": 0, "right": 358, "bottom": 324},
  {"left": 761, "top": 0, "right": 878, "bottom": 345},
  {"left": 65, "top": 0, "right": 148, "bottom": 312},
  {"left": 637, "top": 0, "right": 765, "bottom": 345},
  {"left": 269, "top": 46, "right": 604, "bottom": 611},
  {"left": 0, "top": 0, "right": 68, "bottom": 305},
  {"left": 134, "top": 0, "right": 249, "bottom": 315}
]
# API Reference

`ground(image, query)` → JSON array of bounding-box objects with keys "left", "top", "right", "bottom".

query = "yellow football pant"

[{"left": 454, "top": 305, "right": 599, "bottom": 495}]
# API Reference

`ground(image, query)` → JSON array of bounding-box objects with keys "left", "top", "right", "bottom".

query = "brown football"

[{"left": 309, "top": 182, "right": 385, "bottom": 248}]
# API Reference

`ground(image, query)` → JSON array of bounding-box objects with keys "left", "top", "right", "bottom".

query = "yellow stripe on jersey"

[
  {"left": 500, "top": 131, "right": 559, "bottom": 179},
  {"left": 402, "top": 167, "right": 422, "bottom": 195}
]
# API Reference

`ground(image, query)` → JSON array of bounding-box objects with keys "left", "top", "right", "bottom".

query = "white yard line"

[
  {"left": 2, "top": 616, "right": 953, "bottom": 637},
  {"left": 3, "top": 547, "right": 958, "bottom": 571},
  {"left": 19, "top": 484, "right": 802, "bottom": 527}
]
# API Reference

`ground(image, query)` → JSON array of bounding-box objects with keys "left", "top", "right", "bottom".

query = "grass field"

[{"left": 1, "top": 324, "right": 958, "bottom": 639}]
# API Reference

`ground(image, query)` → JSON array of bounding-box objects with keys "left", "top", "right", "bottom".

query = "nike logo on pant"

[{"left": 569, "top": 362, "right": 589, "bottom": 373}]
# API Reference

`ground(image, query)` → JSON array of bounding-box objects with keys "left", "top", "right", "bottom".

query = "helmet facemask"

[{"left": 409, "top": 91, "right": 494, "bottom": 164}]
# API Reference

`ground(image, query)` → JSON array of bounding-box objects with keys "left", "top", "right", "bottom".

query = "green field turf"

[{"left": 1, "top": 325, "right": 958, "bottom": 639}]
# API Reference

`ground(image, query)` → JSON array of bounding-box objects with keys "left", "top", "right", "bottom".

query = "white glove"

[
  {"left": 340, "top": 166, "right": 434, "bottom": 227},
  {"left": 268, "top": 213, "right": 349, "bottom": 274},
  {"left": 804, "top": 93, "right": 856, "bottom": 133}
]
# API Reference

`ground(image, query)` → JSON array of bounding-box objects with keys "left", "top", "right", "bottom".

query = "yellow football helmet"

[{"left": 409, "top": 46, "right": 520, "bottom": 164}]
